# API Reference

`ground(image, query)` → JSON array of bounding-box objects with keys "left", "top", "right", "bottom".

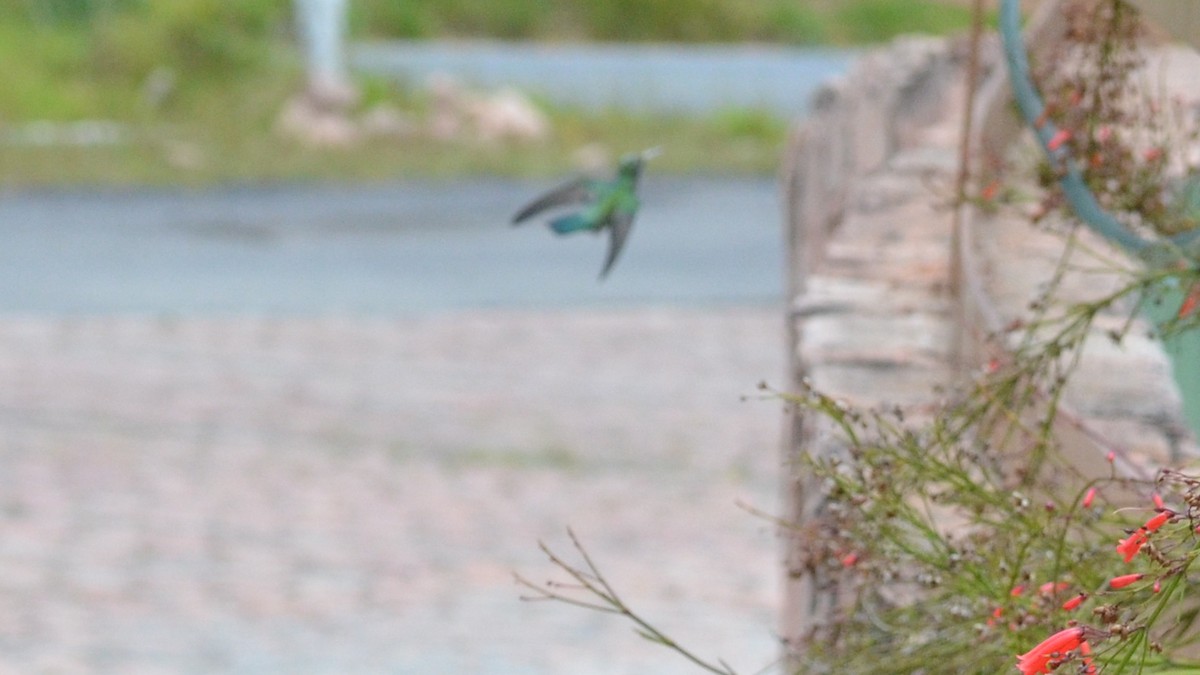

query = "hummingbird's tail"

[{"left": 548, "top": 214, "right": 591, "bottom": 235}]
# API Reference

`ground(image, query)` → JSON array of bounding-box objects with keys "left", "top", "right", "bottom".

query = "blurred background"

[{"left": 0, "top": 1, "right": 980, "bottom": 673}]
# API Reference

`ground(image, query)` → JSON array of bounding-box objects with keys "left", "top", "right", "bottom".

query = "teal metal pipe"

[
  {"left": 1001, "top": 0, "right": 1200, "bottom": 440},
  {"left": 999, "top": 0, "right": 1156, "bottom": 257}
]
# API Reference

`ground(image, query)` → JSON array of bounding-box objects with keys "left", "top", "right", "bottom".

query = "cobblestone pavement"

[{"left": 0, "top": 307, "right": 785, "bottom": 674}]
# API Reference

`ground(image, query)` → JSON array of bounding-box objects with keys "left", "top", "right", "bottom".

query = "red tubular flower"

[
  {"left": 1039, "top": 581, "right": 1069, "bottom": 596},
  {"left": 1015, "top": 627, "right": 1085, "bottom": 675},
  {"left": 1153, "top": 493, "right": 1165, "bottom": 510},
  {"left": 1181, "top": 292, "right": 1200, "bottom": 320},
  {"left": 1010, "top": 585, "right": 1026, "bottom": 598},
  {"left": 840, "top": 552, "right": 858, "bottom": 568},
  {"left": 1144, "top": 510, "right": 1172, "bottom": 532},
  {"left": 1082, "top": 487, "right": 1096, "bottom": 508},
  {"left": 1106, "top": 451, "right": 1115, "bottom": 463},
  {"left": 1117, "top": 511, "right": 1173, "bottom": 562},
  {"left": 1047, "top": 129, "right": 1072, "bottom": 152},
  {"left": 1080, "top": 641, "right": 1097, "bottom": 674},
  {"left": 1061, "top": 593, "right": 1086, "bottom": 611},
  {"left": 1110, "top": 573, "right": 1144, "bottom": 590},
  {"left": 1180, "top": 283, "right": 1200, "bottom": 320},
  {"left": 1116, "top": 530, "right": 1148, "bottom": 563}
]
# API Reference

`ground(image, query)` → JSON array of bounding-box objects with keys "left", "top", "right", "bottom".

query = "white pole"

[{"left": 295, "top": 0, "right": 350, "bottom": 89}]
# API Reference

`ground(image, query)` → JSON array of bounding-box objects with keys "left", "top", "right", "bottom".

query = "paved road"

[
  {"left": 0, "top": 308, "right": 784, "bottom": 674},
  {"left": 353, "top": 41, "right": 857, "bottom": 115},
  {"left": 0, "top": 177, "right": 781, "bottom": 315}
]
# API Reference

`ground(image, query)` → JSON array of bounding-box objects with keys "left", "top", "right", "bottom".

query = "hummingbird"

[{"left": 512, "top": 147, "right": 660, "bottom": 279}]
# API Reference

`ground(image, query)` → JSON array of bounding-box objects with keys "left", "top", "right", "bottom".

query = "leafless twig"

[{"left": 515, "top": 528, "right": 740, "bottom": 675}]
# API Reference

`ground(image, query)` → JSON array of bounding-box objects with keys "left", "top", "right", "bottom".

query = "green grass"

[
  {"left": 0, "top": 0, "right": 980, "bottom": 186},
  {"left": 349, "top": 0, "right": 977, "bottom": 45},
  {"left": 0, "top": 99, "right": 787, "bottom": 186}
]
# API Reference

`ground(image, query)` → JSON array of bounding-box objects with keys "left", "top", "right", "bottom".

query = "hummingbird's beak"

[{"left": 641, "top": 146, "right": 663, "bottom": 161}]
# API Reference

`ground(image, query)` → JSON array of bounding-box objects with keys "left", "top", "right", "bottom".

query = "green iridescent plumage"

[{"left": 512, "top": 148, "right": 659, "bottom": 279}]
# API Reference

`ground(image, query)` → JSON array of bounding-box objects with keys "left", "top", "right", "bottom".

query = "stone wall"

[
  {"left": 778, "top": 35, "right": 966, "bottom": 660},
  {"left": 778, "top": 11, "right": 1199, "bottom": 662},
  {"left": 780, "top": 37, "right": 959, "bottom": 298}
]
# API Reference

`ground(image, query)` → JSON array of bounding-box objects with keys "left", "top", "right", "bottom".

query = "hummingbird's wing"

[
  {"left": 598, "top": 210, "right": 635, "bottom": 279},
  {"left": 511, "top": 177, "right": 593, "bottom": 225}
]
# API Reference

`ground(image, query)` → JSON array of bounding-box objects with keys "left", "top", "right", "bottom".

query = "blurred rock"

[
  {"left": 470, "top": 88, "right": 549, "bottom": 143},
  {"left": 306, "top": 74, "right": 361, "bottom": 112},
  {"left": 572, "top": 143, "right": 611, "bottom": 172},
  {"left": 424, "top": 72, "right": 549, "bottom": 143},
  {"left": 427, "top": 73, "right": 469, "bottom": 141},
  {"left": 277, "top": 97, "right": 361, "bottom": 148},
  {"left": 360, "top": 104, "right": 416, "bottom": 139},
  {"left": 276, "top": 79, "right": 364, "bottom": 149},
  {"left": 164, "top": 140, "right": 205, "bottom": 171},
  {"left": 276, "top": 71, "right": 548, "bottom": 148}
]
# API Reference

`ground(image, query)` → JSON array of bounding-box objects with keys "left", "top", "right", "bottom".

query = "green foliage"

[
  {"left": 579, "top": 0, "right": 748, "bottom": 42},
  {"left": 349, "top": 1, "right": 435, "bottom": 39},
  {"left": 832, "top": 0, "right": 976, "bottom": 44},
  {"left": 87, "top": 0, "right": 288, "bottom": 82},
  {"left": 0, "top": 0, "right": 143, "bottom": 25},
  {"left": 432, "top": 0, "right": 554, "bottom": 41},
  {"left": 0, "top": 0, "right": 288, "bottom": 119},
  {"left": 353, "top": 0, "right": 555, "bottom": 40},
  {"left": 0, "top": 0, "right": 981, "bottom": 46},
  {"left": 711, "top": 108, "right": 786, "bottom": 141},
  {"left": 0, "top": 23, "right": 100, "bottom": 118},
  {"left": 348, "top": 0, "right": 973, "bottom": 44},
  {"left": 759, "top": 2, "right": 827, "bottom": 45}
]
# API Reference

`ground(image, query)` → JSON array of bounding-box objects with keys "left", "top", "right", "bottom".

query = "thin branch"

[{"left": 518, "top": 529, "right": 741, "bottom": 675}]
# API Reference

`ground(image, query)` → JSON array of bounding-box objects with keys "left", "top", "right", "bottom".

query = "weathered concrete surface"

[
  {"left": 779, "top": 37, "right": 963, "bottom": 658},
  {"left": 0, "top": 309, "right": 784, "bottom": 674}
]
